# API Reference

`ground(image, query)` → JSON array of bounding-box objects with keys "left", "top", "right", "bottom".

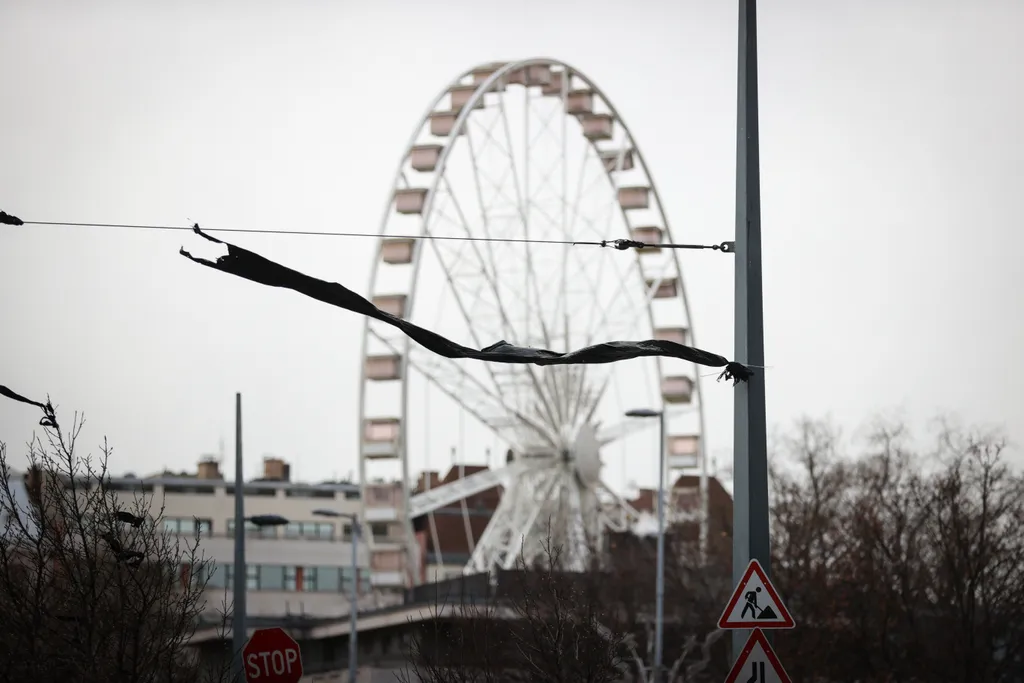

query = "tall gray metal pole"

[
  {"left": 653, "top": 410, "right": 666, "bottom": 682},
  {"left": 733, "top": 0, "right": 771, "bottom": 662},
  {"left": 348, "top": 516, "right": 359, "bottom": 683},
  {"left": 232, "top": 393, "right": 247, "bottom": 682}
]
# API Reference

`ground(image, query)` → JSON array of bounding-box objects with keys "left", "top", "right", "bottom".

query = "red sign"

[{"left": 243, "top": 627, "right": 303, "bottom": 683}]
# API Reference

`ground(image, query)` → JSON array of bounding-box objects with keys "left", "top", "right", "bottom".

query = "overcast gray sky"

[{"left": 1, "top": 0, "right": 1021, "bottom": 489}]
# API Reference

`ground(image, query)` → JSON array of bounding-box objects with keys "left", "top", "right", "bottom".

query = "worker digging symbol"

[
  {"left": 741, "top": 586, "right": 779, "bottom": 621},
  {"left": 741, "top": 586, "right": 760, "bottom": 619}
]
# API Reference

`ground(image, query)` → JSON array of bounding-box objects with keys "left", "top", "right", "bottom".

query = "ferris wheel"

[{"left": 356, "top": 58, "right": 709, "bottom": 591}]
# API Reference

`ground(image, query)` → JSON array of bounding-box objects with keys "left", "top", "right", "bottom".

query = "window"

[
  {"left": 227, "top": 519, "right": 278, "bottom": 539},
  {"left": 368, "top": 486, "right": 393, "bottom": 504},
  {"left": 344, "top": 490, "right": 360, "bottom": 500},
  {"left": 162, "top": 517, "right": 212, "bottom": 536},
  {"left": 163, "top": 484, "right": 215, "bottom": 495},
  {"left": 369, "top": 522, "right": 388, "bottom": 538},
  {"left": 224, "top": 564, "right": 261, "bottom": 590},
  {"left": 284, "top": 566, "right": 298, "bottom": 591},
  {"left": 284, "top": 488, "right": 335, "bottom": 499},
  {"left": 206, "top": 563, "right": 227, "bottom": 588},
  {"left": 317, "top": 566, "right": 341, "bottom": 592},
  {"left": 283, "top": 521, "right": 334, "bottom": 540},
  {"left": 302, "top": 567, "right": 317, "bottom": 592},
  {"left": 211, "top": 565, "right": 369, "bottom": 593},
  {"left": 282, "top": 567, "right": 320, "bottom": 592},
  {"left": 260, "top": 565, "right": 285, "bottom": 590}
]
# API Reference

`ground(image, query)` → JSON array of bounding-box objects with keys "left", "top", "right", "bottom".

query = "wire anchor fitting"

[{"left": 595, "top": 238, "right": 735, "bottom": 253}]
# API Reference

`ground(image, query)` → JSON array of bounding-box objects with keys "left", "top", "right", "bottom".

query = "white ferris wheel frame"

[{"left": 355, "top": 57, "right": 710, "bottom": 590}]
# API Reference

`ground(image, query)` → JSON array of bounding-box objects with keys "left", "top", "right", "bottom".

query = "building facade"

[{"left": 106, "top": 456, "right": 379, "bottom": 619}]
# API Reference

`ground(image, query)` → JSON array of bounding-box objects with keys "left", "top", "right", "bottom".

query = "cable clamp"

[{"left": 599, "top": 239, "right": 646, "bottom": 250}]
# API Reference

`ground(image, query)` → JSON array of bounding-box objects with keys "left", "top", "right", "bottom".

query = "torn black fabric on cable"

[
  {"left": 1, "top": 385, "right": 58, "bottom": 428},
  {"left": 180, "top": 225, "right": 752, "bottom": 383}
]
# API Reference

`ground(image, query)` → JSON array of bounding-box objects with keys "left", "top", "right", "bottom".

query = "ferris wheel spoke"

[
  {"left": 423, "top": 191, "right": 533, "bottom": 420},
  {"left": 463, "top": 133, "right": 515, "bottom": 320},
  {"left": 371, "top": 326, "right": 556, "bottom": 449},
  {"left": 564, "top": 472, "right": 590, "bottom": 571},
  {"left": 432, "top": 187, "right": 563, "bottom": 434},
  {"left": 463, "top": 129, "right": 537, "bottom": 420},
  {"left": 408, "top": 464, "right": 518, "bottom": 517},
  {"left": 497, "top": 90, "right": 556, "bottom": 351},
  {"left": 481, "top": 169, "right": 565, "bottom": 446},
  {"left": 596, "top": 480, "right": 641, "bottom": 532},
  {"left": 497, "top": 467, "right": 562, "bottom": 571},
  {"left": 409, "top": 352, "right": 557, "bottom": 449}
]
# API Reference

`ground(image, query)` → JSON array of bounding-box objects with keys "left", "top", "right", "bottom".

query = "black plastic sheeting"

[
  {"left": 1, "top": 384, "right": 58, "bottom": 428},
  {"left": 180, "top": 225, "right": 752, "bottom": 384}
]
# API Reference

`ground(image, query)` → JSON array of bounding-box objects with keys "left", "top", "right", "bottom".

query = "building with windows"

[{"left": 107, "top": 455, "right": 377, "bottom": 619}]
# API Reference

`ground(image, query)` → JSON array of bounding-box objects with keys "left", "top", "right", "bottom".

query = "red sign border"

[
  {"left": 717, "top": 559, "right": 795, "bottom": 629},
  {"left": 723, "top": 628, "right": 793, "bottom": 683}
]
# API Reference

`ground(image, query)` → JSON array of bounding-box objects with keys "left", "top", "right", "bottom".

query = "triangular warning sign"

[
  {"left": 718, "top": 559, "right": 795, "bottom": 629},
  {"left": 724, "top": 629, "right": 792, "bottom": 683}
]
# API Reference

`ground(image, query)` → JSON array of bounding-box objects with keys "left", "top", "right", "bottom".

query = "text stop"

[{"left": 247, "top": 649, "right": 299, "bottom": 679}]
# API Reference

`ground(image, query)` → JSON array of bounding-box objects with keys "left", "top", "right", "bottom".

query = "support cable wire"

[{"left": 0, "top": 212, "right": 732, "bottom": 252}]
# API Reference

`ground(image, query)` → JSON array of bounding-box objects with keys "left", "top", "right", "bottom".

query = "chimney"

[
  {"left": 196, "top": 457, "right": 222, "bottom": 480},
  {"left": 25, "top": 466, "right": 43, "bottom": 508},
  {"left": 262, "top": 457, "right": 290, "bottom": 482},
  {"left": 416, "top": 470, "right": 440, "bottom": 492}
]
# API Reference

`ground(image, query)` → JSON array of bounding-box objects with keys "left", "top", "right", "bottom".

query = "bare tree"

[
  {"left": 769, "top": 416, "right": 1024, "bottom": 683},
  {"left": 401, "top": 540, "right": 631, "bottom": 683},
  {"left": 402, "top": 531, "right": 728, "bottom": 683},
  {"left": 0, "top": 408, "right": 233, "bottom": 683}
]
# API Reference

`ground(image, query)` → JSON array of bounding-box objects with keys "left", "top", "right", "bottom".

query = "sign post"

[{"left": 243, "top": 627, "right": 304, "bottom": 683}]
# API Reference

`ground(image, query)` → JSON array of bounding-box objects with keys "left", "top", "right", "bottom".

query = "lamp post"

[
  {"left": 625, "top": 408, "right": 666, "bottom": 683},
  {"left": 232, "top": 513, "right": 288, "bottom": 682},
  {"left": 313, "top": 508, "right": 361, "bottom": 683},
  {"left": 733, "top": 0, "right": 771, "bottom": 662}
]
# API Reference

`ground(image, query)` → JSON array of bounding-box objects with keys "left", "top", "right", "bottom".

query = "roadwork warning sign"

[
  {"left": 723, "top": 629, "right": 792, "bottom": 683},
  {"left": 718, "top": 559, "right": 795, "bottom": 630}
]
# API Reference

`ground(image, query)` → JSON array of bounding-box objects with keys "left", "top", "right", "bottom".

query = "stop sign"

[{"left": 243, "top": 627, "right": 304, "bottom": 683}]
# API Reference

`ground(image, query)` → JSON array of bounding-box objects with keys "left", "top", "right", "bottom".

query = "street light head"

[
  {"left": 625, "top": 408, "right": 661, "bottom": 418},
  {"left": 247, "top": 514, "right": 290, "bottom": 527}
]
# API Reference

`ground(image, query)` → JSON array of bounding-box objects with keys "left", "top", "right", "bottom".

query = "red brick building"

[{"left": 411, "top": 467, "right": 734, "bottom": 579}]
